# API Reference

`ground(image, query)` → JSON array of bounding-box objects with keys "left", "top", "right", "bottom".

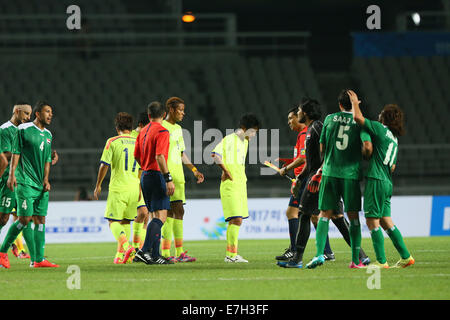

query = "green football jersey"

[
  {"left": 363, "top": 118, "right": 398, "bottom": 182},
  {"left": 13, "top": 122, "right": 52, "bottom": 190},
  {"left": 212, "top": 133, "right": 248, "bottom": 184},
  {"left": 320, "top": 111, "right": 370, "bottom": 180},
  {"left": 162, "top": 120, "right": 186, "bottom": 184},
  {"left": 0, "top": 121, "right": 19, "bottom": 178}
]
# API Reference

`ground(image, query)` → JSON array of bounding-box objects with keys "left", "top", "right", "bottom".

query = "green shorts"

[
  {"left": 105, "top": 188, "right": 140, "bottom": 221},
  {"left": 363, "top": 178, "right": 392, "bottom": 219},
  {"left": 0, "top": 178, "right": 17, "bottom": 214},
  {"left": 16, "top": 184, "right": 49, "bottom": 217},
  {"left": 170, "top": 182, "right": 186, "bottom": 204},
  {"left": 220, "top": 180, "right": 249, "bottom": 222},
  {"left": 318, "top": 175, "right": 361, "bottom": 212}
]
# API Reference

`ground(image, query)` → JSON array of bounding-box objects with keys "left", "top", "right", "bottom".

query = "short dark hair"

[
  {"left": 380, "top": 104, "right": 405, "bottom": 137},
  {"left": 300, "top": 98, "right": 322, "bottom": 120},
  {"left": 338, "top": 89, "right": 352, "bottom": 111},
  {"left": 33, "top": 101, "right": 51, "bottom": 118},
  {"left": 239, "top": 113, "right": 260, "bottom": 130},
  {"left": 147, "top": 101, "right": 166, "bottom": 119},
  {"left": 115, "top": 112, "right": 133, "bottom": 131},
  {"left": 288, "top": 105, "right": 299, "bottom": 115},
  {"left": 137, "top": 111, "right": 149, "bottom": 127},
  {"left": 166, "top": 97, "right": 185, "bottom": 110}
]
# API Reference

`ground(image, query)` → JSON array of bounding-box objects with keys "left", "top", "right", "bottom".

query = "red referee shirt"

[
  {"left": 294, "top": 126, "right": 307, "bottom": 176},
  {"left": 134, "top": 121, "right": 170, "bottom": 171}
]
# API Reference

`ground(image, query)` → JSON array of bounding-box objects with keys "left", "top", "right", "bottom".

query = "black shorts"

[
  {"left": 141, "top": 170, "right": 170, "bottom": 212},
  {"left": 288, "top": 178, "right": 307, "bottom": 208},
  {"left": 299, "top": 173, "right": 344, "bottom": 216}
]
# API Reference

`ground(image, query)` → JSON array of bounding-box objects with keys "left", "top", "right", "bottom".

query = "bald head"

[{"left": 12, "top": 103, "right": 32, "bottom": 125}]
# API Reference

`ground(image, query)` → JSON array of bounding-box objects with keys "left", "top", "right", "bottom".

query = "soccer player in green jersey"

[
  {"left": 94, "top": 112, "right": 140, "bottom": 264},
  {"left": 130, "top": 111, "right": 150, "bottom": 251},
  {"left": 212, "top": 113, "right": 260, "bottom": 263},
  {"left": 348, "top": 90, "right": 414, "bottom": 268},
  {"left": 0, "top": 103, "right": 33, "bottom": 260},
  {"left": 306, "top": 90, "right": 371, "bottom": 269},
  {"left": 0, "top": 101, "right": 58, "bottom": 269},
  {"left": 161, "top": 97, "right": 204, "bottom": 262}
]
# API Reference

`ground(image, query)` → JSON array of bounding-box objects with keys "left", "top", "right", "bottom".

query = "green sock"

[
  {"left": 315, "top": 217, "right": 329, "bottom": 257},
  {"left": 22, "top": 222, "right": 36, "bottom": 262},
  {"left": 0, "top": 220, "right": 24, "bottom": 253},
  {"left": 34, "top": 224, "right": 46, "bottom": 263},
  {"left": 386, "top": 225, "right": 410, "bottom": 259},
  {"left": 173, "top": 218, "right": 184, "bottom": 256},
  {"left": 161, "top": 217, "right": 174, "bottom": 257},
  {"left": 226, "top": 224, "right": 240, "bottom": 258},
  {"left": 349, "top": 219, "right": 362, "bottom": 264},
  {"left": 132, "top": 222, "right": 143, "bottom": 249},
  {"left": 370, "top": 227, "right": 386, "bottom": 264}
]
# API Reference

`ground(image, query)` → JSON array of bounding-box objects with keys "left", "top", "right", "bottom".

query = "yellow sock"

[
  {"left": 14, "top": 232, "right": 25, "bottom": 252},
  {"left": 173, "top": 218, "right": 184, "bottom": 256},
  {"left": 226, "top": 224, "right": 240, "bottom": 258},
  {"left": 132, "top": 222, "right": 143, "bottom": 249},
  {"left": 161, "top": 217, "right": 174, "bottom": 257},
  {"left": 110, "top": 222, "right": 129, "bottom": 254}
]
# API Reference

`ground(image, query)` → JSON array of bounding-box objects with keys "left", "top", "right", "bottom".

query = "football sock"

[
  {"left": 332, "top": 216, "right": 352, "bottom": 247},
  {"left": 22, "top": 222, "right": 35, "bottom": 262},
  {"left": 226, "top": 223, "right": 240, "bottom": 258},
  {"left": 140, "top": 223, "right": 147, "bottom": 248},
  {"left": 33, "top": 224, "right": 46, "bottom": 263},
  {"left": 132, "top": 221, "right": 143, "bottom": 249},
  {"left": 288, "top": 217, "right": 299, "bottom": 250},
  {"left": 314, "top": 217, "right": 329, "bottom": 257},
  {"left": 161, "top": 217, "right": 174, "bottom": 257},
  {"left": 349, "top": 219, "right": 362, "bottom": 264},
  {"left": 294, "top": 214, "right": 311, "bottom": 261},
  {"left": 312, "top": 218, "right": 332, "bottom": 255},
  {"left": 14, "top": 231, "right": 25, "bottom": 252},
  {"left": 0, "top": 220, "right": 24, "bottom": 253},
  {"left": 142, "top": 218, "right": 163, "bottom": 258},
  {"left": 123, "top": 223, "right": 131, "bottom": 244},
  {"left": 370, "top": 227, "right": 387, "bottom": 264},
  {"left": 173, "top": 218, "right": 184, "bottom": 256},
  {"left": 386, "top": 225, "right": 410, "bottom": 259},
  {"left": 110, "top": 222, "right": 129, "bottom": 254}
]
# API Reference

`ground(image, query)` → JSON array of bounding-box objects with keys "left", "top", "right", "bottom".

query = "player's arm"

[
  {"left": 182, "top": 152, "right": 204, "bottom": 183},
  {"left": 280, "top": 156, "right": 305, "bottom": 176},
  {"left": 156, "top": 131, "right": 175, "bottom": 196},
  {"left": 0, "top": 153, "right": 7, "bottom": 177},
  {"left": 43, "top": 161, "right": 51, "bottom": 192},
  {"left": 93, "top": 162, "right": 109, "bottom": 200},
  {"left": 51, "top": 150, "right": 59, "bottom": 165},
  {"left": 7, "top": 154, "right": 20, "bottom": 191},
  {"left": 348, "top": 90, "right": 365, "bottom": 126},
  {"left": 211, "top": 152, "right": 233, "bottom": 181}
]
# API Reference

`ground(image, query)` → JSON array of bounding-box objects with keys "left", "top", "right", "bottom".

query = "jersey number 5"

[{"left": 336, "top": 125, "right": 350, "bottom": 150}]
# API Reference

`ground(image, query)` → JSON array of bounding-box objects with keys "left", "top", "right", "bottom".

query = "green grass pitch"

[{"left": 0, "top": 237, "right": 449, "bottom": 300}]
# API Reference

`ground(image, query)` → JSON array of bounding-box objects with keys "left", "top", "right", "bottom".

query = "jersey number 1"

[
  {"left": 123, "top": 148, "right": 137, "bottom": 172},
  {"left": 383, "top": 142, "right": 397, "bottom": 168}
]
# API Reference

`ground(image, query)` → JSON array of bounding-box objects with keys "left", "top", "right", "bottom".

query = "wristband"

[
  {"left": 192, "top": 167, "right": 198, "bottom": 173},
  {"left": 163, "top": 172, "right": 173, "bottom": 183}
]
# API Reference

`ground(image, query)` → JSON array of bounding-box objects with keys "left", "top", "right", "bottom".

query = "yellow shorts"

[
  {"left": 105, "top": 189, "right": 140, "bottom": 221},
  {"left": 220, "top": 180, "right": 248, "bottom": 222},
  {"left": 170, "top": 182, "right": 185, "bottom": 203}
]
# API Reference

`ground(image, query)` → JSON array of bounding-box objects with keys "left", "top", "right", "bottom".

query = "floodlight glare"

[{"left": 411, "top": 12, "right": 421, "bottom": 26}]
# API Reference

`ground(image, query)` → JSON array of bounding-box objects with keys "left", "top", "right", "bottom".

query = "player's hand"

[
  {"left": 166, "top": 181, "right": 175, "bottom": 196},
  {"left": 279, "top": 167, "right": 288, "bottom": 176},
  {"left": 7, "top": 175, "right": 17, "bottom": 192},
  {"left": 93, "top": 186, "right": 101, "bottom": 200},
  {"left": 43, "top": 180, "right": 51, "bottom": 192},
  {"left": 194, "top": 170, "right": 205, "bottom": 184},
  {"left": 51, "top": 150, "right": 59, "bottom": 165},
  {"left": 307, "top": 170, "right": 322, "bottom": 193},
  {"left": 347, "top": 90, "right": 361, "bottom": 106},
  {"left": 221, "top": 170, "right": 233, "bottom": 182}
]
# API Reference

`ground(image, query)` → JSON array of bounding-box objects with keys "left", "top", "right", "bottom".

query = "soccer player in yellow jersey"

[
  {"left": 161, "top": 97, "right": 204, "bottom": 262},
  {"left": 212, "top": 113, "right": 260, "bottom": 263},
  {"left": 129, "top": 111, "right": 150, "bottom": 251},
  {"left": 93, "top": 112, "right": 140, "bottom": 264}
]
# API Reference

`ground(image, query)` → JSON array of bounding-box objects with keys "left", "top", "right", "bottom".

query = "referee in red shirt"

[{"left": 134, "top": 101, "right": 175, "bottom": 265}]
